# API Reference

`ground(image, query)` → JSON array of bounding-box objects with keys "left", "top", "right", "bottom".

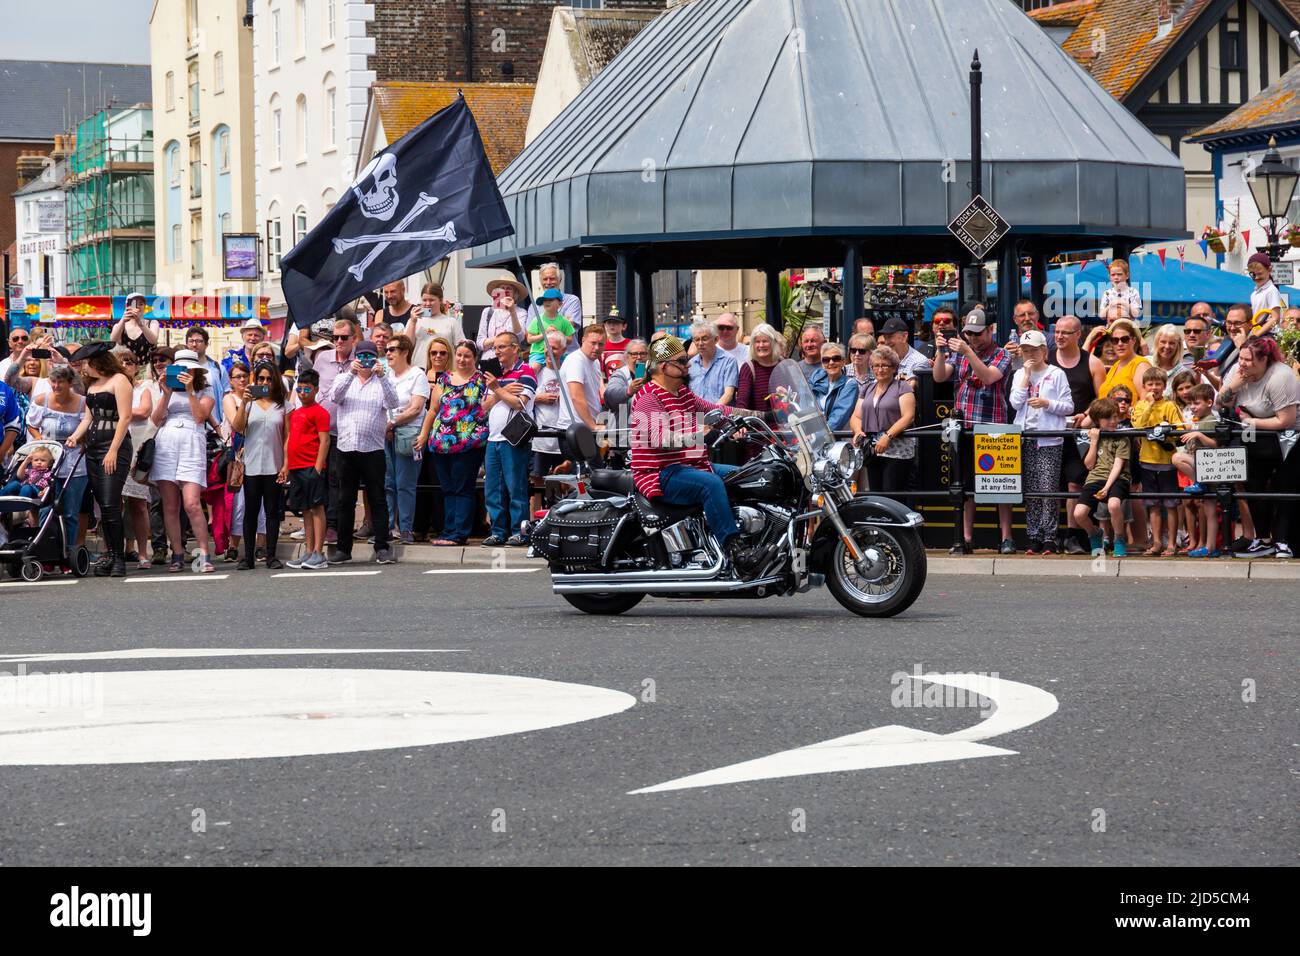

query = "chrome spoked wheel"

[{"left": 826, "top": 526, "right": 926, "bottom": 618}]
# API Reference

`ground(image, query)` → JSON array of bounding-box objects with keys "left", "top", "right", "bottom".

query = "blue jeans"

[
  {"left": 431, "top": 447, "right": 485, "bottom": 543},
  {"left": 384, "top": 437, "right": 423, "bottom": 534},
  {"left": 48, "top": 475, "right": 89, "bottom": 546},
  {"left": 484, "top": 440, "right": 532, "bottom": 539},
  {"left": 659, "top": 463, "right": 738, "bottom": 547}
]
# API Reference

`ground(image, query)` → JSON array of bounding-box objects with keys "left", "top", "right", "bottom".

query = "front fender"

[{"left": 808, "top": 496, "right": 924, "bottom": 572}]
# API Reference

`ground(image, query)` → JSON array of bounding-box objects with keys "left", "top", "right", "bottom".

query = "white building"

[
  {"left": 252, "top": 0, "right": 375, "bottom": 322},
  {"left": 12, "top": 158, "right": 68, "bottom": 297}
]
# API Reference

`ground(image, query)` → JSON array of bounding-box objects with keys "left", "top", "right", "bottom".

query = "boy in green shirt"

[
  {"left": 527, "top": 288, "right": 574, "bottom": 371},
  {"left": 1073, "top": 397, "right": 1131, "bottom": 556}
]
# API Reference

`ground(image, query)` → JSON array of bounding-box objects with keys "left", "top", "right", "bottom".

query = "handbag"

[
  {"left": 501, "top": 407, "right": 538, "bottom": 448},
  {"left": 394, "top": 422, "right": 422, "bottom": 457},
  {"left": 131, "top": 437, "right": 156, "bottom": 484},
  {"left": 226, "top": 448, "right": 245, "bottom": 491}
]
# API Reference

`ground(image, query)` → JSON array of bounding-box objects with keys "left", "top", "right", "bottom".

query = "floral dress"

[{"left": 429, "top": 371, "right": 488, "bottom": 454}]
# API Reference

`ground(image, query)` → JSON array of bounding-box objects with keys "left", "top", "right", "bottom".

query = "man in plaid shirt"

[{"left": 933, "top": 307, "right": 1016, "bottom": 555}]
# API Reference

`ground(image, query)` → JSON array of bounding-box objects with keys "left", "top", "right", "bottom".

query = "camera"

[{"left": 250, "top": 384, "right": 270, "bottom": 399}]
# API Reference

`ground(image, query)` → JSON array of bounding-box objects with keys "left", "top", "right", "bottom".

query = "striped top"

[{"left": 629, "top": 381, "right": 725, "bottom": 499}]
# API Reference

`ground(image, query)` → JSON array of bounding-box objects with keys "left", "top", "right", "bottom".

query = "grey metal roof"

[
  {"left": 0, "top": 60, "right": 152, "bottom": 142},
  {"left": 471, "top": 0, "right": 1187, "bottom": 268},
  {"left": 12, "top": 158, "right": 69, "bottom": 198}
]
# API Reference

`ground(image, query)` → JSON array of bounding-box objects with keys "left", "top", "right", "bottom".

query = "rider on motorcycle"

[{"left": 628, "top": 336, "right": 771, "bottom": 575}]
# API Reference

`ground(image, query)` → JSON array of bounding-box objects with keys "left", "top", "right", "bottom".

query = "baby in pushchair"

[{"left": 0, "top": 443, "right": 57, "bottom": 526}]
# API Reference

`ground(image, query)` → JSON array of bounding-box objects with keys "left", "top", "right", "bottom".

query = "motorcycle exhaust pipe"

[{"left": 553, "top": 575, "right": 783, "bottom": 595}]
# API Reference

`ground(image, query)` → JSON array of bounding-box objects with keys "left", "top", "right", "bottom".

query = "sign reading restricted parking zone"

[
  {"left": 1195, "top": 447, "right": 1247, "bottom": 484},
  {"left": 973, "top": 424, "right": 1022, "bottom": 503}
]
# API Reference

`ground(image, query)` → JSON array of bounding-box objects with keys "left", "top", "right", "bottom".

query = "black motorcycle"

[{"left": 528, "top": 360, "right": 926, "bottom": 617}]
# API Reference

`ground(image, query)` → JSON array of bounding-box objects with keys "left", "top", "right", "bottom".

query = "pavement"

[{"left": 0, "top": 566, "right": 1294, "bottom": 866}]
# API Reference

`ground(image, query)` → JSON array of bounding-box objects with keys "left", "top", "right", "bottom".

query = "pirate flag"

[{"left": 280, "top": 96, "right": 514, "bottom": 329}]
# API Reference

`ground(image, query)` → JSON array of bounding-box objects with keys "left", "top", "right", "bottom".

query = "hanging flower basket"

[
  {"left": 1283, "top": 225, "right": 1300, "bottom": 249},
  {"left": 1202, "top": 227, "right": 1230, "bottom": 254}
]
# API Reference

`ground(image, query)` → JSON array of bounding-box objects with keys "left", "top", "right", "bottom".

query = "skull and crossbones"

[{"left": 335, "top": 152, "right": 458, "bottom": 280}]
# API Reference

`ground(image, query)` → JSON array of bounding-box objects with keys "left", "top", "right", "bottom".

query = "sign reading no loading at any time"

[{"left": 973, "top": 424, "right": 1023, "bottom": 503}]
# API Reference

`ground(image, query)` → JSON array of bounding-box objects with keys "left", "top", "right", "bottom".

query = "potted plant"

[
  {"left": 1283, "top": 224, "right": 1300, "bottom": 249},
  {"left": 1202, "top": 226, "right": 1231, "bottom": 254}
]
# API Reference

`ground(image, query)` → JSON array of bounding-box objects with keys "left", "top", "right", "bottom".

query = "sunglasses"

[
  {"left": 850, "top": 347, "right": 871, "bottom": 355},
  {"left": 332, "top": 334, "right": 352, "bottom": 341},
  {"left": 1112, "top": 335, "right": 1133, "bottom": 344},
  {"left": 121, "top": 357, "right": 139, "bottom": 365},
  {"left": 384, "top": 346, "right": 401, "bottom": 353},
  {"left": 10, "top": 336, "right": 29, "bottom": 343},
  {"left": 716, "top": 325, "right": 737, "bottom": 332},
  {"left": 429, "top": 350, "right": 449, "bottom": 357},
  {"left": 295, "top": 385, "right": 314, "bottom": 394},
  {"left": 821, "top": 356, "right": 844, "bottom": 364}
]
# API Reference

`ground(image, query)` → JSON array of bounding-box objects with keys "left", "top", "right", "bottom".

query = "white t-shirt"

[
  {"left": 386, "top": 366, "right": 431, "bottom": 424},
  {"left": 409, "top": 313, "right": 467, "bottom": 369},
  {"left": 487, "top": 369, "right": 536, "bottom": 441},
  {"left": 557, "top": 350, "right": 602, "bottom": 429},
  {"left": 1251, "top": 280, "right": 1283, "bottom": 332},
  {"left": 532, "top": 365, "right": 563, "bottom": 455},
  {"left": 718, "top": 341, "right": 750, "bottom": 365}
]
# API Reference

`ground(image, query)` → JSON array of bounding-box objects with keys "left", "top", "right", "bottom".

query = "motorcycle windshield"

[{"left": 767, "top": 359, "right": 833, "bottom": 484}]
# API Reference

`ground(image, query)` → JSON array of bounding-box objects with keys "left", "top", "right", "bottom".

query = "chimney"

[
  {"left": 16, "top": 151, "right": 49, "bottom": 188},
  {"left": 1156, "top": 0, "right": 1175, "bottom": 39}
]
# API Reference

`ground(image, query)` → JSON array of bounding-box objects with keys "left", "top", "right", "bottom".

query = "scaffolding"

[{"left": 64, "top": 106, "right": 156, "bottom": 297}]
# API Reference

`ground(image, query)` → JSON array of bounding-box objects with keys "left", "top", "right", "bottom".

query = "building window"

[
  {"left": 323, "top": 75, "right": 337, "bottom": 149},
  {"left": 294, "top": 205, "right": 308, "bottom": 246},
  {"left": 295, "top": 0, "right": 306, "bottom": 56},
  {"left": 187, "top": 61, "right": 200, "bottom": 127},
  {"left": 271, "top": 7, "right": 282, "bottom": 67},
  {"left": 188, "top": 137, "right": 202, "bottom": 199},
  {"left": 324, "top": 0, "right": 336, "bottom": 43},
  {"left": 186, "top": 0, "right": 200, "bottom": 47},
  {"left": 267, "top": 215, "right": 283, "bottom": 272},
  {"left": 1221, "top": 19, "right": 1244, "bottom": 71},
  {"left": 569, "top": 0, "right": 604, "bottom": 7},
  {"left": 214, "top": 52, "right": 224, "bottom": 94},
  {"left": 295, "top": 94, "right": 307, "bottom": 161},
  {"left": 171, "top": 223, "right": 182, "bottom": 263},
  {"left": 191, "top": 212, "right": 203, "bottom": 278},
  {"left": 322, "top": 187, "right": 337, "bottom": 213},
  {"left": 166, "top": 141, "right": 180, "bottom": 186},
  {"left": 165, "top": 71, "right": 175, "bottom": 110},
  {"left": 218, "top": 128, "right": 230, "bottom": 172},
  {"left": 271, "top": 98, "right": 283, "bottom": 165},
  {"left": 221, "top": 212, "right": 232, "bottom": 237}
]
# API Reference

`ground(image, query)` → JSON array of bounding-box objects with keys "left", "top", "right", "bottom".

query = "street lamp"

[{"left": 1247, "top": 136, "right": 1300, "bottom": 262}]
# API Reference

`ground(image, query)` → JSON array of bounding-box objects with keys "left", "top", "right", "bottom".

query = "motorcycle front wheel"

[
  {"left": 825, "top": 526, "right": 926, "bottom": 618},
  {"left": 561, "top": 592, "right": 646, "bottom": 616}
]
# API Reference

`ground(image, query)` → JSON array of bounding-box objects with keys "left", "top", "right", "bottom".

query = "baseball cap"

[
  {"left": 537, "top": 288, "right": 564, "bottom": 302},
  {"left": 880, "top": 317, "right": 910, "bottom": 335},
  {"left": 603, "top": 307, "right": 625, "bottom": 325},
  {"left": 961, "top": 308, "right": 990, "bottom": 333},
  {"left": 354, "top": 340, "right": 379, "bottom": 357},
  {"left": 1019, "top": 329, "right": 1047, "bottom": 349},
  {"left": 124, "top": 293, "right": 147, "bottom": 306}
]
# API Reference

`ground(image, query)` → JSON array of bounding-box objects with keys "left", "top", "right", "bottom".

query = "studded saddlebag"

[{"left": 530, "top": 498, "right": 628, "bottom": 571}]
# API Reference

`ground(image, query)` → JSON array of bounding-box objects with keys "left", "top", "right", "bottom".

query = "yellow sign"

[{"left": 972, "top": 425, "right": 1022, "bottom": 502}]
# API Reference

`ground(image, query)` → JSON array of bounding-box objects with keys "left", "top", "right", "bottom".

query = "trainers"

[
  {"left": 327, "top": 550, "right": 353, "bottom": 565},
  {"left": 1187, "top": 547, "right": 1209, "bottom": 558},
  {"left": 374, "top": 547, "right": 396, "bottom": 565},
  {"left": 325, "top": 528, "right": 338, "bottom": 545},
  {"left": 266, "top": 557, "right": 285, "bottom": 570},
  {"left": 1185, "top": 483, "right": 1204, "bottom": 495},
  {"left": 1040, "top": 539, "right": 1057, "bottom": 555},
  {"left": 1228, "top": 536, "right": 1252, "bottom": 554},
  {"left": 481, "top": 535, "right": 506, "bottom": 547},
  {"left": 949, "top": 540, "right": 973, "bottom": 555},
  {"left": 1113, "top": 539, "right": 1128, "bottom": 557},
  {"left": 289, "top": 528, "right": 306, "bottom": 540},
  {"left": 1274, "top": 542, "right": 1293, "bottom": 559},
  {"left": 151, "top": 551, "right": 168, "bottom": 566},
  {"left": 303, "top": 551, "right": 329, "bottom": 570},
  {"left": 1065, "top": 536, "right": 1088, "bottom": 555},
  {"left": 505, "top": 533, "right": 529, "bottom": 547},
  {"left": 400, "top": 531, "right": 415, "bottom": 545},
  {"left": 999, "top": 538, "right": 1015, "bottom": 555},
  {"left": 1089, "top": 532, "right": 1104, "bottom": 554},
  {"left": 286, "top": 554, "right": 306, "bottom": 569},
  {"left": 355, "top": 522, "right": 373, "bottom": 542},
  {"left": 1234, "top": 538, "right": 1274, "bottom": 558}
]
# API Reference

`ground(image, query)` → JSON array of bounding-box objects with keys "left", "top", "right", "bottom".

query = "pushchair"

[{"left": 0, "top": 439, "right": 91, "bottom": 581}]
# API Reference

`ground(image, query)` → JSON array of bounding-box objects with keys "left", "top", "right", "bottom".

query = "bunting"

[
  {"left": 1241, "top": 229, "right": 1251, "bottom": 248},
  {"left": 1157, "top": 248, "right": 1167, "bottom": 266},
  {"left": 1198, "top": 239, "right": 1209, "bottom": 258},
  {"left": 1176, "top": 244, "right": 1186, "bottom": 270}
]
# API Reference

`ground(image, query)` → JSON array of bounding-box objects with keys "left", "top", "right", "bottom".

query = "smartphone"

[
  {"left": 1193, "top": 358, "right": 1219, "bottom": 370},
  {"left": 357, "top": 353, "right": 377, "bottom": 369},
  {"left": 633, "top": 361, "right": 647, "bottom": 379},
  {"left": 165, "top": 365, "right": 185, "bottom": 390},
  {"left": 478, "top": 357, "right": 503, "bottom": 378},
  {"left": 250, "top": 384, "right": 270, "bottom": 399},
  {"left": 31, "top": 348, "right": 51, "bottom": 359}
]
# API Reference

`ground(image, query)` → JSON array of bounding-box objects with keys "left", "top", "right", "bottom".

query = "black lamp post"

[{"left": 1247, "top": 136, "right": 1300, "bottom": 262}]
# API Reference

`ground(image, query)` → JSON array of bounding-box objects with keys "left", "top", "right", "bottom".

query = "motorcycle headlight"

[
  {"left": 824, "top": 440, "right": 861, "bottom": 480},
  {"left": 813, "top": 457, "right": 839, "bottom": 484}
]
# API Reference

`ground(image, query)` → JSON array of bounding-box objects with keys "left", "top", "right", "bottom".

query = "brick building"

[{"left": 369, "top": 0, "right": 663, "bottom": 85}]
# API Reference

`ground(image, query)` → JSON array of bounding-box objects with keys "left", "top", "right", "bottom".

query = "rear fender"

[{"left": 808, "top": 496, "right": 924, "bottom": 572}]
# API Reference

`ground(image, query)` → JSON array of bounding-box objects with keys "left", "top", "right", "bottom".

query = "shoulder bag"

[{"left": 501, "top": 407, "right": 538, "bottom": 448}]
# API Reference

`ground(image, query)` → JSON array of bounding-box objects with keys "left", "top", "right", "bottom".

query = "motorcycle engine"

[{"left": 732, "top": 504, "right": 790, "bottom": 550}]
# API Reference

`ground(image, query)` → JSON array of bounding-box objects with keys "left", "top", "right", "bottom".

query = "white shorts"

[{"left": 150, "top": 421, "right": 207, "bottom": 487}]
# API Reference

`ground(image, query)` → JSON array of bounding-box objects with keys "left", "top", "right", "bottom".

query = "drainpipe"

[{"left": 464, "top": 1, "right": 474, "bottom": 81}]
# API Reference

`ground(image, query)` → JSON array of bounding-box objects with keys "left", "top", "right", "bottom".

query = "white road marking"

[
  {"left": 0, "top": 648, "right": 466, "bottom": 664},
  {"left": 630, "top": 673, "right": 1059, "bottom": 794},
  {"left": 423, "top": 567, "right": 542, "bottom": 574},
  {"left": 0, "top": 579, "right": 78, "bottom": 589},
  {"left": 270, "top": 570, "right": 382, "bottom": 578},
  {"left": 0, "top": 669, "right": 636, "bottom": 765},
  {"left": 126, "top": 575, "right": 229, "bottom": 583}
]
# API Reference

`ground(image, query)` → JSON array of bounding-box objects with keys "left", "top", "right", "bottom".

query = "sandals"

[
  {"left": 1160, "top": 547, "right": 1178, "bottom": 557},
  {"left": 1142, "top": 546, "right": 1162, "bottom": 557},
  {"left": 432, "top": 538, "right": 461, "bottom": 546},
  {"left": 137, "top": 557, "right": 152, "bottom": 571},
  {"left": 168, "top": 553, "right": 185, "bottom": 573},
  {"left": 193, "top": 553, "right": 216, "bottom": 574}
]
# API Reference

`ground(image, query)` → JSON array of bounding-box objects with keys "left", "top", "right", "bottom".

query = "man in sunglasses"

[
  {"left": 933, "top": 307, "right": 1015, "bottom": 554},
  {"left": 714, "top": 313, "right": 748, "bottom": 364},
  {"left": 0, "top": 328, "right": 31, "bottom": 380},
  {"left": 312, "top": 313, "right": 360, "bottom": 545}
]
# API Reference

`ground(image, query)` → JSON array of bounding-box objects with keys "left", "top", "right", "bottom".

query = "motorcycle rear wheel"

[
  {"left": 826, "top": 526, "right": 926, "bottom": 618},
  {"left": 561, "top": 592, "right": 646, "bottom": 616}
]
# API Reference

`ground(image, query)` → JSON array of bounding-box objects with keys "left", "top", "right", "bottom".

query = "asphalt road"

[{"left": 0, "top": 565, "right": 1295, "bottom": 866}]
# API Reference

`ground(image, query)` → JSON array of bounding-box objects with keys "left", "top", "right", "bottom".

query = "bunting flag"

[
  {"left": 1198, "top": 239, "right": 1209, "bottom": 258},
  {"left": 1135, "top": 251, "right": 1146, "bottom": 264},
  {"left": 1157, "top": 248, "right": 1167, "bottom": 266},
  {"left": 1241, "top": 229, "right": 1251, "bottom": 248},
  {"left": 1176, "top": 243, "right": 1186, "bottom": 270}
]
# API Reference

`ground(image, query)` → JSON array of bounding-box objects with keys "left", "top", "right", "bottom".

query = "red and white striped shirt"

[{"left": 629, "top": 380, "right": 726, "bottom": 498}]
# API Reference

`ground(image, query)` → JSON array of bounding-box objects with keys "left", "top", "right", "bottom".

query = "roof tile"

[
  {"left": 1191, "top": 63, "right": 1300, "bottom": 138},
  {"left": 372, "top": 82, "right": 535, "bottom": 177}
]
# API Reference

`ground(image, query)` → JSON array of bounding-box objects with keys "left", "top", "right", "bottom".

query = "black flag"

[{"left": 280, "top": 96, "right": 514, "bottom": 329}]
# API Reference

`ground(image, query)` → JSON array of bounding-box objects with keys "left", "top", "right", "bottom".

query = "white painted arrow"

[{"left": 629, "top": 673, "right": 1058, "bottom": 795}]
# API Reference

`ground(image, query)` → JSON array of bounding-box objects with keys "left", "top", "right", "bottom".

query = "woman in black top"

[{"left": 65, "top": 341, "right": 135, "bottom": 576}]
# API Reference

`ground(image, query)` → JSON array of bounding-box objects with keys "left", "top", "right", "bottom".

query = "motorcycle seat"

[
  {"left": 589, "top": 469, "right": 635, "bottom": 495},
  {"left": 632, "top": 494, "right": 701, "bottom": 530}
]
